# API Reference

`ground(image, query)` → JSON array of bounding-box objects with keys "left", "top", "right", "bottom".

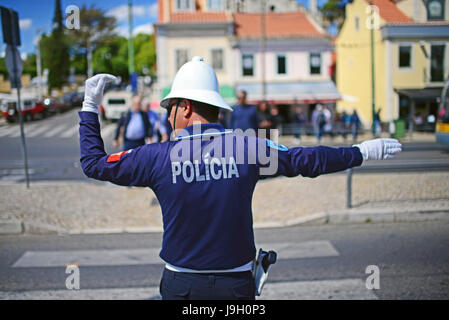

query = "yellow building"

[{"left": 336, "top": 0, "right": 449, "bottom": 128}]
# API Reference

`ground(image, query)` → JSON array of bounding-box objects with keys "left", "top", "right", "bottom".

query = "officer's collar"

[{"left": 174, "top": 123, "right": 231, "bottom": 141}]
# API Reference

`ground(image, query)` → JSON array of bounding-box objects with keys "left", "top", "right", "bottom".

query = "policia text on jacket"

[{"left": 78, "top": 57, "right": 402, "bottom": 300}]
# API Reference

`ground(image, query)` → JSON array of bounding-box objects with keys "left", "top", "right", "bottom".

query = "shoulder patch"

[
  {"left": 266, "top": 140, "right": 288, "bottom": 152},
  {"left": 107, "top": 149, "right": 133, "bottom": 163}
]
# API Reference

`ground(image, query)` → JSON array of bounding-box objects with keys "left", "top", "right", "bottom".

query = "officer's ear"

[{"left": 180, "top": 99, "right": 193, "bottom": 118}]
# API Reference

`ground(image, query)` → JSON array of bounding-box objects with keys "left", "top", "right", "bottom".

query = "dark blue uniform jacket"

[{"left": 79, "top": 111, "right": 363, "bottom": 270}]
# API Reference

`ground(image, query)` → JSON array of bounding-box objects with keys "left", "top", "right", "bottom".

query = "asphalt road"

[
  {"left": 0, "top": 220, "right": 448, "bottom": 299},
  {"left": 1, "top": 108, "right": 449, "bottom": 182}
]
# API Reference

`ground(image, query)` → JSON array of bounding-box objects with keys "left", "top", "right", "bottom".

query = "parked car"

[
  {"left": 43, "top": 97, "right": 71, "bottom": 114},
  {"left": 1, "top": 97, "right": 46, "bottom": 123},
  {"left": 63, "top": 91, "right": 83, "bottom": 108},
  {"left": 101, "top": 91, "right": 133, "bottom": 120}
]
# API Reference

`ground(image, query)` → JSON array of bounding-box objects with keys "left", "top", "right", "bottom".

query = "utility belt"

[{"left": 165, "top": 249, "right": 277, "bottom": 297}]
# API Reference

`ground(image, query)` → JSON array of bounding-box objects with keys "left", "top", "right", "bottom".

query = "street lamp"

[
  {"left": 369, "top": 0, "right": 376, "bottom": 136},
  {"left": 260, "top": 0, "right": 266, "bottom": 102},
  {"left": 34, "top": 28, "right": 47, "bottom": 101}
]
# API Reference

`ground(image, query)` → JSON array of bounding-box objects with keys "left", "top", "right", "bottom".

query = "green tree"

[
  {"left": 45, "top": 0, "right": 70, "bottom": 90},
  {"left": 0, "top": 57, "right": 7, "bottom": 78},
  {"left": 67, "top": 5, "right": 117, "bottom": 78},
  {"left": 91, "top": 33, "right": 156, "bottom": 81},
  {"left": 320, "top": 0, "right": 346, "bottom": 31},
  {"left": 92, "top": 36, "right": 128, "bottom": 80},
  {"left": 134, "top": 33, "right": 156, "bottom": 76},
  {"left": 22, "top": 53, "right": 37, "bottom": 78}
]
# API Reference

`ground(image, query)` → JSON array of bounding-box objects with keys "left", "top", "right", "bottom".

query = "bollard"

[{"left": 347, "top": 168, "right": 353, "bottom": 209}]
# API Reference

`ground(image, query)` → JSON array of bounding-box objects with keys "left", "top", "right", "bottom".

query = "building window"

[
  {"left": 430, "top": 44, "right": 445, "bottom": 82},
  {"left": 310, "top": 53, "right": 321, "bottom": 75},
  {"left": 427, "top": 0, "right": 445, "bottom": 20},
  {"left": 211, "top": 49, "right": 224, "bottom": 70},
  {"left": 175, "top": 49, "right": 189, "bottom": 70},
  {"left": 208, "top": 0, "right": 223, "bottom": 11},
  {"left": 175, "top": 0, "right": 192, "bottom": 11},
  {"left": 399, "top": 45, "right": 411, "bottom": 68},
  {"left": 277, "top": 55, "right": 286, "bottom": 75},
  {"left": 242, "top": 54, "right": 254, "bottom": 76},
  {"left": 355, "top": 16, "right": 360, "bottom": 32}
]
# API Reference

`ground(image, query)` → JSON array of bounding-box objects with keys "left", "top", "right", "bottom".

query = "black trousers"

[{"left": 160, "top": 268, "right": 256, "bottom": 300}]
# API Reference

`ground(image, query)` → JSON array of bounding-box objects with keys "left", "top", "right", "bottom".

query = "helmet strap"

[{"left": 172, "top": 99, "right": 181, "bottom": 140}]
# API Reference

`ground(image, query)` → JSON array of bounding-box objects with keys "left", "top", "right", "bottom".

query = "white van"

[{"left": 101, "top": 91, "right": 133, "bottom": 120}]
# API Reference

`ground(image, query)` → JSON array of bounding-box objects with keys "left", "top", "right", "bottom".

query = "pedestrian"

[
  {"left": 113, "top": 96, "right": 153, "bottom": 150},
  {"left": 292, "top": 106, "right": 305, "bottom": 145},
  {"left": 78, "top": 61, "right": 402, "bottom": 300},
  {"left": 218, "top": 108, "right": 229, "bottom": 128},
  {"left": 340, "top": 111, "right": 349, "bottom": 141},
  {"left": 311, "top": 104, "right": 326, "bottom": 143},
  {"left": 257, "top": 101, "right": 272, "bottom": 130},
  {"left": 257, "top": 101, "right": 272, "bottom": 139},
  {"left": 142, "top": 99, "right": 168, "bottom": 143},
  {"left": 374, "top": 109, "right": 382, "bottom": 138},
  {"left": 350, "top": 109, "right": 361, "bottom": 143},
  {"left": 323, "top": 106, "right": 334, "bottom": 139},
  {"left": 269, "top": 105, "right": 281, "bottom": 130},
  {"left": 230, "top": 90, "right": 259, "bottom": 132}
]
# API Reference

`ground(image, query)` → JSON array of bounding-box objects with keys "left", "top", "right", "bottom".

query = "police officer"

[{"left": 79, "top": 57, "right": 402, "bottom": 300}]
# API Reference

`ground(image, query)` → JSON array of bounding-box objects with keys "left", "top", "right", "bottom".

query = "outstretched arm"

[{"left": 259, "top": 138, "right": 402, "bottom": 178}]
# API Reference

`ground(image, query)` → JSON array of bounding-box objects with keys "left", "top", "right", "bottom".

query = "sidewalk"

[
  {"left": 278, "top": 130, "right": 437, "bottom": 147},
  {"left": 1, "top": 170, "right": 448, "bottom": 235}
]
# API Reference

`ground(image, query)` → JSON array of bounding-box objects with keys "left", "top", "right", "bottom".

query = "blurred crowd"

[
  {"left": 219, "top": 90, "right": 367, "bottom": 145},
  {"left": 113, "top": 90, "right": 395, "bottom": 151},
  {"left": 113, "top": 95, "right": 171, "bottom": 151}
]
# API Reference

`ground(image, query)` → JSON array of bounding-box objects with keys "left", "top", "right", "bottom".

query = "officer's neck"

[{"left": 185, "top": 114, "right": 213, "bottom": 127}]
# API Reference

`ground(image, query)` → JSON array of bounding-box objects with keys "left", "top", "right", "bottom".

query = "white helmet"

[{"left": 160, "top": 56, "right": 233, "bottom": 111}]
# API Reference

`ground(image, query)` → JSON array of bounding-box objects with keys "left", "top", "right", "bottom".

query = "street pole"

[
  {"left": 10, "top": 46, "right": 30, "bottom": 189},
  {"left": 260, "top": 0, "right": 266, "bottom": 102},
  {"left": 35, "top": 30, "right": 43, "bottom": 101},
  {"left": 370, "top": 1, "right": 376, "bottom": 136},
  {"left": 128, "top": 0, "right": 136, "bottom": 93},
  {"left": 2, "top": 7, "right": 30, "bottom": 188},
  {"left": 128, "top": 0, "right": 135, "bottom": 75},
  {"left": 87, "top": 37, "right": 93, "bottom": 78}
]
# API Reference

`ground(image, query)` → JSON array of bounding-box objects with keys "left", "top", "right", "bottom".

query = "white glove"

[
  {"left": 81, "top": 74, "right": 117, "bottom": 114},
  {"left": 354, "top": 138, "right": 402, "bottom": 161}
]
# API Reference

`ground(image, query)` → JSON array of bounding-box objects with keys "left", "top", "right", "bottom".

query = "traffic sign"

[
  {"left": 5, "top": 44, "right": 22, "bottom": 88},
  {"left": 0, "top": 6, "right": 21, "bottom": 46}
]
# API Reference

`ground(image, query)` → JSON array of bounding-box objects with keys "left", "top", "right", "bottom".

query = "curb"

[
  {"left": 1, "top": 208, "right": 448, "bottom": 236},
  {"left": 0, "top": 220, "right": 68, "bottom": 235},
  {"left": 254, "top": 208, "right": 449, "bottom": 229}
]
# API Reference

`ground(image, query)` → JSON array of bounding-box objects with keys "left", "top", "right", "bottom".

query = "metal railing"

[{"left": 346, "top": 161, "right": 449, "bottom": 208}]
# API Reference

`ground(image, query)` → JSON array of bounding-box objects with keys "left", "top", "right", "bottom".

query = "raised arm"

[{"left": 78, "top": 74, "right": 156, "bottom": 187}]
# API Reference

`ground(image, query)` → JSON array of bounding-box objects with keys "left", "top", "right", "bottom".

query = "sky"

[{"left": 0, "top": 0, "right": 329, "bottom": 56}]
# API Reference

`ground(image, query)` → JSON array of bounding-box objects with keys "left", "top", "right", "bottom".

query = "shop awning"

[
  {"left": 235, "top": 81, "right": 341, "bottom": 104},
  {"left": 160, "top": 85, "right": 237, "bottom": 105},
  {"left": 395, "top": 88, "right": 443, "bottom": 102}
]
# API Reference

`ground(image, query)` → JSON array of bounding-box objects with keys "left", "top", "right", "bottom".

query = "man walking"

[
  {"left": 113, "top": 96, "right": 153, "bottom": 150},
  {"left": 142, "top": 99, "right": 168, "bottom": 143},
  {"left": 230, "top": 90, "right": 259, "bottom": 132},
  {"left": 79, "top": 57, "right": 401, "bottom": 300}
]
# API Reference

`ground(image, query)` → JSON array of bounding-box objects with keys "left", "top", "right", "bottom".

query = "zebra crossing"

[
  {"left": 1, "top": 240, "right": 378, "bottom": 300},
  {"left": 0, "top": 122, "right": 117, "bottom": 139}
]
